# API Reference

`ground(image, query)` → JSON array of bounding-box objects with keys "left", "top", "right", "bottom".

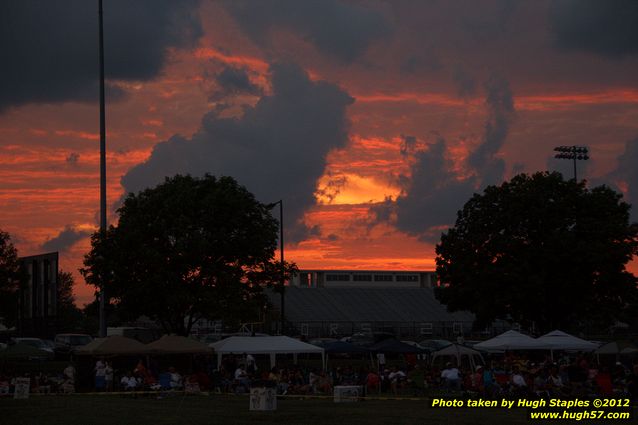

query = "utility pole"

[
  {"left": 267, "top": 200, "right": 285, "bottom": 335},
  {"left": 279, "top": 200, "right": 284, "bottom": 335},
  {"left": 98, "top": 0, "right": 107, "bottom": 338}
]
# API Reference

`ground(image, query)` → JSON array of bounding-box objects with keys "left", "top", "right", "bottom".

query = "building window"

[
  {"left": 326, "top": 274, "right": 350, "bottom": 282},
  {"left": 420, "top": 323, "right": 433, "bottom": 335},
  {"left": 374, "top": 275, "right": 393, "bottom": 282},
  {"left": 300, "top": 273, "right": 312, "bottom": 287},
  {"left": 395, "top": 274, "right": 419, "bottom": 282},
  {"left": 352, "top": 274, "right": 372, "bottom": 281}
]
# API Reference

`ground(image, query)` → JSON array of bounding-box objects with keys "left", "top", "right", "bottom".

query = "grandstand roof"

[{"left": 269, "top": 287, "right": 474, "bottom": 323}]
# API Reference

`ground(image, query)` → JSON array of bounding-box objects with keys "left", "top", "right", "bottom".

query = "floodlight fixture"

[{"left": 553, "top": 145, "right": 589, "bottom": 181}]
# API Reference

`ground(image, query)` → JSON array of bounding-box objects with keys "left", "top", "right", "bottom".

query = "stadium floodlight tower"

[{"left": 553, "top": 145, "right": 589, "bottom": 181}]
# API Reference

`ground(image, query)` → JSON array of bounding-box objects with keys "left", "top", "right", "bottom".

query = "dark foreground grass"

[{"left": 1, "top": 394, "right": 535, "bottom": 425}]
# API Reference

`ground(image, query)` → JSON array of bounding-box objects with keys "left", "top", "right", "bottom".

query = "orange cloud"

[
  {"left": 54, "top": 130, "right": 99, "bottom": 141},
  {"left": 141, "top": 119, "right": 163, "bottom": 127},
  {"left": 516, "top": 90, "right": 638, "bottom": 111},
  {"left": 29, "top": 129, "right": 48, "bottom": 137},
  {"left": 194, "top": 47, "right": 269, "bottom": 73},
  {"left": 354, "top": 89, "right": 638, "bottom": 112},
  {"left": 316, "top": 173, "right": 400, "bottom": 205},
  {"left": 355, "top": 92, "right": 474, "bottom": 107}
]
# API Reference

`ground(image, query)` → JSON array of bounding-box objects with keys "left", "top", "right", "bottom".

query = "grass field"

[{"left": 1, "top": 394, "right": 535, "bottom": 425}]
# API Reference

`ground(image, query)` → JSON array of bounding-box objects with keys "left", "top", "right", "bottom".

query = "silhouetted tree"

[
  {"left": 80, "top": 298, "right": 118, "bottom": 335},
  {"left": 0, "top": 229, "right": 25, "bottom": 328},
  {"left": 55, "top": 270, "right": 84, "bottom": 331},
  {"left": 82, "top": 175, "right": 293, "bottom": 335},
  {"left": 436, "top": 172, "right": 638, "bottom": 334},
  {"left": 57, "top": 271, "right": 75, "bottom": 309}
]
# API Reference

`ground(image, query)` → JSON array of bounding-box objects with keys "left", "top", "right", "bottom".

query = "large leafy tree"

[
  {"left": 0, "top": 229, "right": 25, "bottom": 327},
  {"left": 435, "top": 172, "right": 638, "bottom": 334},
  {"left": 82, "top": 175, "right": 288, "bottom": 335}
]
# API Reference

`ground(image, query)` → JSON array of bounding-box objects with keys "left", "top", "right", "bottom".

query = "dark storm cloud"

[
  {"left": 371, "top": 137, "right": 476, "bottom": 243},
  {"left": 41, "top": 225, "right": 90, "bottom": 253},
  {"left": 400, "top": 53, "right": 443, "bottom": 74},
  {"left": 220, "top": 0, "right": 390, "bottom": 62},
  {"left": 371, "top": 75, "right": 515, "bottom": 242},
  {"left": 452, "top": 66, "right": 477, "bottom": 98},
  {"left": 326, "top": 233, "right": 340, "bottom": 242},
  {"left": 210, "top": 66, "right": 262, "bottom": 101},
  {"left": 604, "top": 138, "right": 638, "bottom": 221},
  {"left": 549, "top": 0, "right": 638, "bottom": 58},
  {"left": 66, "top": 152, "right": 80, "bottom": 165},
  {"left": 0, "top": 0, "right": 201, "bottom": 112},
  {"left": 121, "top": 62, "right": 354, "bottom": 242},
  {"left": 400, "top": 135, "right": 417, "bottom": 157},
  {"left": 459, "top": 0, "right": 520, "bottom": 42},
  {"left": 468, "top": 74, "right": 515, "bottom": 186}
]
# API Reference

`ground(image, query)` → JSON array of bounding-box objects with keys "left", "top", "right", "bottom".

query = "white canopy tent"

[
  {"left": 594, "top": 342, "right": 638, "bottom": 363},
  {"left": 210, "top": 336, "right": 325, "bottom": 369},
  {"left": 473, "top": 330, "right": 546, "bottom": 352},
  {"left": 431, "top": 343, "right": 485, "bottom": 371},
  {"left": 535, "top": 330, "right": 599, "bottom": 351}
]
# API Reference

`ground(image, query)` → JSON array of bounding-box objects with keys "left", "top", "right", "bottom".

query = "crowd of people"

[
  {"left": 197, "top": 352, "right": 638, "bottom": 401},
  {"left": 437, "top": 352, "right": 638, "bottom": 400},
  {"left": 210, "top": 352, "right": 638, "bottom": 400},
  {"left": 1, "top": 351, "right": 637, "bottom": 401},
  {"left": 0, "top": 364, "right": 77, "bottom": 395},
  {"left": 93, "top": 359, "right": 187, "bottom": 393}
]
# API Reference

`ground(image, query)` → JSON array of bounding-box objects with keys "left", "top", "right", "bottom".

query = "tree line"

[{"left": 1, "top": 172, "right": 637, "bottom": 336}]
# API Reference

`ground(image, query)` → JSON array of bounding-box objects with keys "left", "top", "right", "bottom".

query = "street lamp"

[
  {"left": 267, "top": 200, "right": 285, "bottom": 335},
  {"left": 553, "top": 145, "right": 589, "bottom": 181}
]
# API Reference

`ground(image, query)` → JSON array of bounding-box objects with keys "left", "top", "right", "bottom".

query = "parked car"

[
  {"left": 54, "top": 333, "right": 93, "bottom": 355},
  {"left": 107, "top": 327, "right": 158, "bottom": 343},
  {"left": 308, "top": 337, "right": 338, "bottom": 346},
  {"left": 199, "top": 334, "right": 224, "bottom": 344},
  {"left": 348, "top": 332, "right": 395, "bottom": 347},
  {"left": 401, "top": 340, "right": 429, "bottom": 351},
  {"left": 12, "top": 337, "right": 55, "bottom": 359}
]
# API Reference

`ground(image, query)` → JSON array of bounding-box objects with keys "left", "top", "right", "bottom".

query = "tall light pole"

[
  {"left": 98, "top": 0, "right": 107, "bottom": 338},
  {"left": 554, "top": 145, "right": 589, "bottom": 181},
  {"left": 267, "top": 200, "right": 285, "bottom": 335}
]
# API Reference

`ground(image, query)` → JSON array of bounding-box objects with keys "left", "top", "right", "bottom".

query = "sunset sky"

[{"left": 2, "top": 0, "right": 638, "bottom": 305}]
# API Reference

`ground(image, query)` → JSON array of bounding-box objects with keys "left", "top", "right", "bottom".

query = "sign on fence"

[
  {"left": 13, "top": 377, "right": 30, "bottom": 399},
  {"left": 334, "top": 385, "right": 362, "bottom": 403},
  {"left": 249, "top": 387, "right": 277, "bottom": 411}
]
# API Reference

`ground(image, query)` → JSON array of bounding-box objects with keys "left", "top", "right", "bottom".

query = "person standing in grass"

[
  {"left": 441, "top": 362, "right": 461, "bottom": 391},
  {"left": 62, "top": 364, "right": 76, "bottom": 393},
  {"left": 105, "top": 361, "right": 114, "bottom": 392},
  {"left": 94, "top": 358, "right": 106, "bottom": 391}
]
